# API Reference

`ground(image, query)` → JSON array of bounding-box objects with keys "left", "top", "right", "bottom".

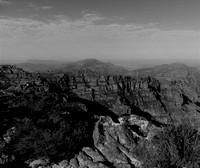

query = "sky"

[{"left": 0, "top": 0, "right": 200, "bottom": 63}]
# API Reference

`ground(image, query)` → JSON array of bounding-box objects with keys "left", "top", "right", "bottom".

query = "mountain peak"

[{"left": 78, "top": 58, "right": 104, "bottom": 65}]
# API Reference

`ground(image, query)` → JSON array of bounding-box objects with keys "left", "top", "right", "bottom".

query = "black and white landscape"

[{"left": 0, "top": 0, "right": 200, "bottom": 168}]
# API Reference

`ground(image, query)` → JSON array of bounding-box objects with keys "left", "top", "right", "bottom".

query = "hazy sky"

[{"left": 0, "top": 0, "right": 200, "bottom": 62}]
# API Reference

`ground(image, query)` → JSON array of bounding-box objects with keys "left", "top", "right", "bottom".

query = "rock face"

[
  {"left": 0, "top": 65, "right": 34, "bottom": 89},
  {"left": 1, "top": 63, "right": 200, "bottom": 167},
  {"left": 59, "top": 68, "right": 200, "bottom": 126},
  {"left": 49, "top": 115, "right": 153, "bottom": 168}
]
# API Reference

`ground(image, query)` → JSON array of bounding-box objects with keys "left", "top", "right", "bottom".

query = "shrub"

[
  {"left": 10, "top": 115, "right": 94, "bottom": 164},
  {"left": 142, "top": 124, "right": 200, "bottom": 168}
]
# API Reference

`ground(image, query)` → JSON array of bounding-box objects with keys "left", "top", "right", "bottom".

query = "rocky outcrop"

[{"left": 38, "top": 115, "right": 155, "bottom": 168}]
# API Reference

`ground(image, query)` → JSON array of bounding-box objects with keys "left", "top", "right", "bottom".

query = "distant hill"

[
  {"left": 23, "top": 59, "right": 66, "bottom": 65},
  {"left": 57, "top": 58, "right": 128, "bottom": 74},
  {"left": 16, "top": 59, "right": 71, "bottom": 72},
  {"left": 16, "top": 58, "right": 128, "bottom": 74},
  {"left": 130, "top": 62, "right": 200, "bottom": 95},
  {"left": 131, "top": 62, "right": 197, "bottom": 78}
]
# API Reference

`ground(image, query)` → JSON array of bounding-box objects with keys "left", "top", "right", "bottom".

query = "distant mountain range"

[
  {"left": 16, "top": 58, "right": 128, "bottom": 74},
  {"left": 130, "top": 62, "right": 200, "bottom": 96},
  {"left": 131, "top": 62, "right": 198, "bottom": 78}
]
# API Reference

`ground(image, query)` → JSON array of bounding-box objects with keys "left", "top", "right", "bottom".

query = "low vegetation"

[
  {"left": 11, "top": 116, "right": 94, "bottom": 163},
  {"left": 0, "top": 88, "right": 95, "bottom": 166},
  {"left": 138, "top": 124, "right": 200, "bottom": 168}
]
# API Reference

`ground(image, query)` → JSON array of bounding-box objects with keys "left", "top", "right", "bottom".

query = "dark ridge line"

[
  {"left": 147, "top": 84, "right": 175, "bottom": 123},
  {"left": 195, "top": 101, "right": 200, "bottom": 107},
  {"left": 130, "top": 104, "right": 166, "bottom": 127},
  {"left": 119, "top": 95, "right": 166, "bottom": 127},
  {"left": 67, "top": 96, "right": 119, "bottom": 123},
  {"left": 126, "top": 125, "right": 146, "bottom": 137},
  {"left": 181, "top": 93, "right": 192, "bottom": 105}
]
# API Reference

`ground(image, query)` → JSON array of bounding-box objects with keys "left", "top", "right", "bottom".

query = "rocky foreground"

[{"left": 1, "top": 63, "right": 200, "bottom": 167}]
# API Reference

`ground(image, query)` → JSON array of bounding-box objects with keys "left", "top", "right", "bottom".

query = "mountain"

[
  {"left": 16, "top": 59, "right": 70, "bottom": 72},
  {"left": 23, "top": 59, "right": 66, "bottom": 65},
  {"left": 1, "top": 63, "right": 200, "bottom": 167},
  {"left": 130, "top": 62, "right": 200, "bottom": 94},
  {"left": 17, "top": 58, "right": 128, "bottom": 75},
  {"left": 131, "top": 62, "right": 194, "bottom": 78}
]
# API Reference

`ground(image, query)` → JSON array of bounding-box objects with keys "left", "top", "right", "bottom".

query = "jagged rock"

[
  {"left": 59, "top": 115, "right": 152, "bottom": 168},
  {"left": 27, "top": 158, "right": 49, "bottom": 168},
  {"left": 93, "top": 117, "right": 143, "bottom": 167},
  {"left": 69, "top": 158, "right": 79, "bottom": 168},
  {"left": 82, "top": 147, "right": 105, "bottom": 163},
  {"left": 52, "top": 164, "right": 61, "bottom": 168},
  {"left": 58, "top": 160, "right": 69, "bottom": 168},
  {"left": 50, "top": 160, "right": 69, "bottom": 168}
]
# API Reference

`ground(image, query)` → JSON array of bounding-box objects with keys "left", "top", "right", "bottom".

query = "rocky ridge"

[{"left": 59, "top": 68, "right": 200, "bottom": 126}]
